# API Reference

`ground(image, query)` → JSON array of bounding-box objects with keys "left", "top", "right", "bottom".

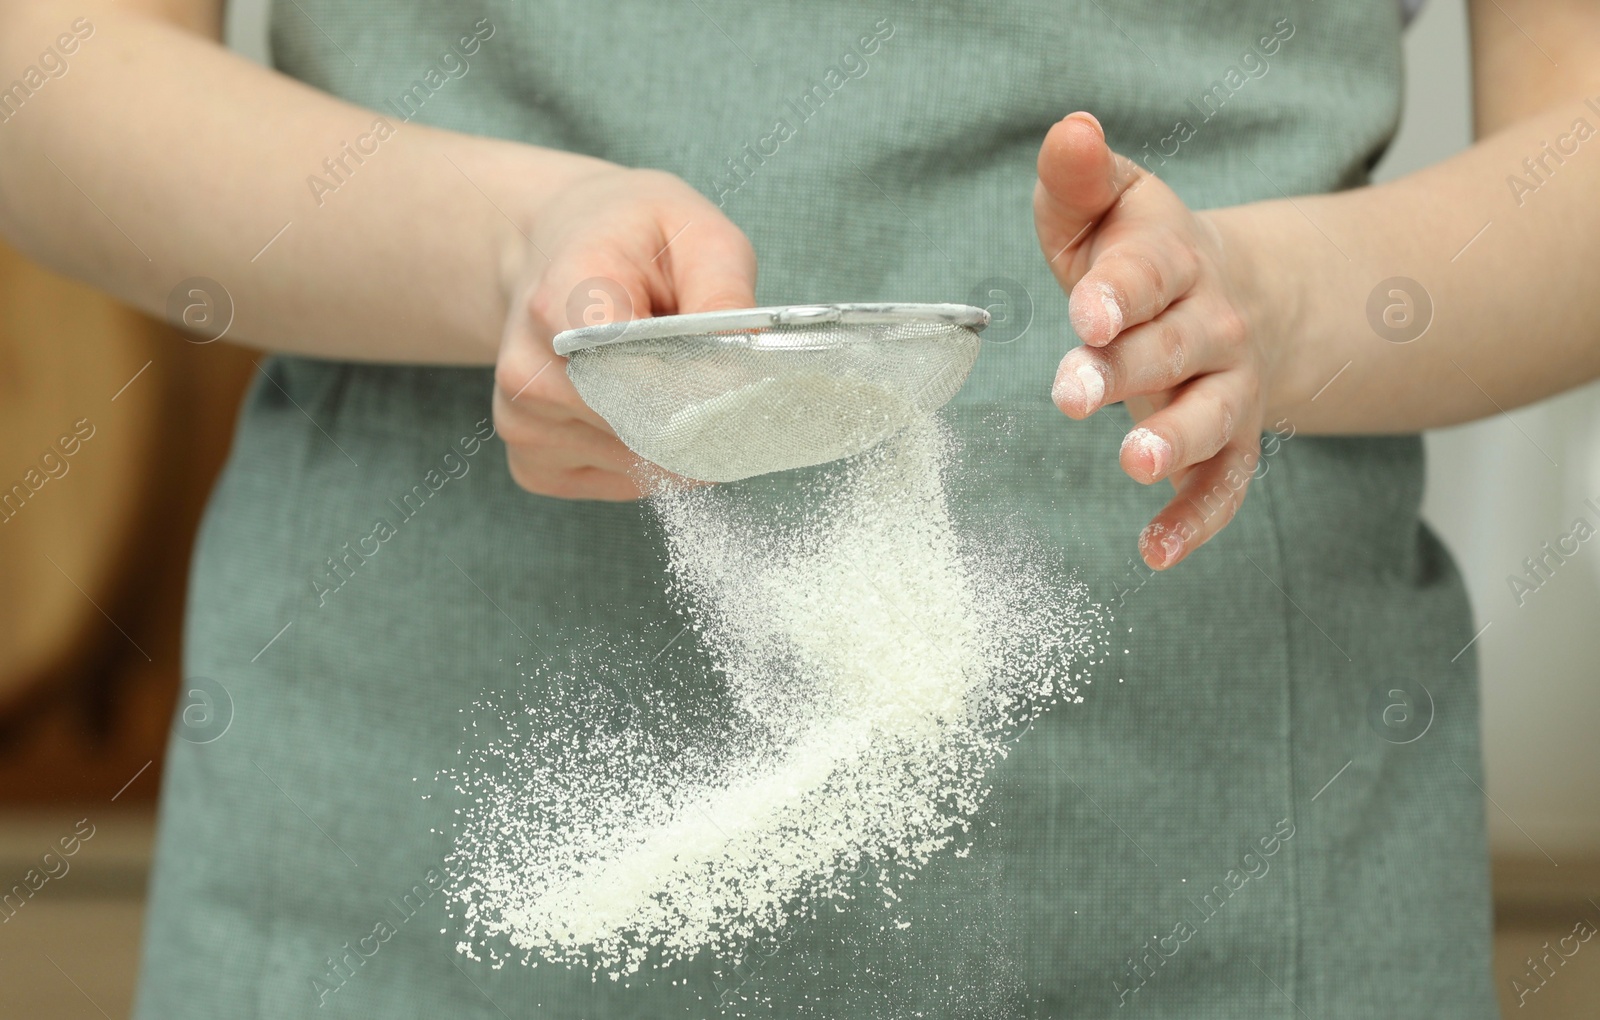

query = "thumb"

[
  {"left": 1034, "top": 112, "right": 1141, "bottom": 271},
  {"left": 663, "top": 219, "right": 759, "bottom": 314}
]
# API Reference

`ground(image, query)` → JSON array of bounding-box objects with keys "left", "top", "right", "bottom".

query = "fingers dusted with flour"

[
  {"left": 1137, "top": 440, "right": 1261, "bottom": 571},
  {"left": 1036, "top": 111, "right": 1276, "bottom": 570}
]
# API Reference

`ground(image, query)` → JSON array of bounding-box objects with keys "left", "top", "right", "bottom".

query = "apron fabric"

[{"left": 135, "top": 1, "right": 1497, "bottom": 1016}]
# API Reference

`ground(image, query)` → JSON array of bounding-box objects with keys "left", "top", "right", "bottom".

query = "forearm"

[
  {"left": 1223, "top": 1, "right": 1600, "bottom": 435},
  {"left": 1220, "top": 94, "right": 1600, "bottom": 434},
  {"left": 0, "top": 1, "right": 600, "bottom": 364}
]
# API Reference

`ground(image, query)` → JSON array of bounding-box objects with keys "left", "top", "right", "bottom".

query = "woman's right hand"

[{"left": 493, "top": 167, "right": 758, "bottom": 501}]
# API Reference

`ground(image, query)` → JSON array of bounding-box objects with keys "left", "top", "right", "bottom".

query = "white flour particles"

[{"left": 444, "top": 417, "right": 1105, "bottom": 979}]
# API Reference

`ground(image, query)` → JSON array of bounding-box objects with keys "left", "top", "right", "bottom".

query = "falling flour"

[{"left": 444, "top": 416, "right": 1103, "bottom": 980}]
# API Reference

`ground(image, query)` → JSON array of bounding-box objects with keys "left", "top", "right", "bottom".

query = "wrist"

[
  {"left": 444, "top": 135, "right": 612, "bottom": 345},
  {"left": 1207, "top": 203, "right": 1317, "bottom": 426}
]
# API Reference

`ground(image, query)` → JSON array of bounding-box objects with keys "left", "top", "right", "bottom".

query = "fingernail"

[
  {"left": 1097, "top": 281, "right": 1123, "bottom": 340},
  {"left": 1139, "top": 522, "right": 1184, "bottom": 570},
  {"left": 1121, "top": 427, "right": 1172, "bottom": 479},
  {"left": 1074, "top": 362, "right": 1105, "bottom": 413},
  {"left": 1066, "top": 110, "right": 1104, "bottom": 139},
  {"left": 1051, "top": 365, "right": 1084, "bottom": 412}
]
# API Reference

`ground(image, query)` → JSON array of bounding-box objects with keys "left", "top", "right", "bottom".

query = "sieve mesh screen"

[{"left": 565, "top": 319, "right": 981, "bottom": 483}]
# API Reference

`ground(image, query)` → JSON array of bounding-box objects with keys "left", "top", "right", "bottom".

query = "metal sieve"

[{"left": 552, "top": 303, "right": 988, "bottom": 483}]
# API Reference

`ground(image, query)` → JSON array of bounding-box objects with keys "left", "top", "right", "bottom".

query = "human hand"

[
  {"left": 1034, "top": 112, "right": 1278, "bottom": 571},
  {"left": 494, "top": 167, "right": 757, "bottom": 500}
]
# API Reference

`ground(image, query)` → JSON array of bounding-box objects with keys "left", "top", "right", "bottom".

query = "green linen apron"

[{"left": 135, "top": 1, "right": 1497, "bottom": 1016}]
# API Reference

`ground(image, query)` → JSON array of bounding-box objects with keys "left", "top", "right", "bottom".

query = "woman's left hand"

[{"left": 1034, "top": 111, "right": 1279, "bottom": 571}]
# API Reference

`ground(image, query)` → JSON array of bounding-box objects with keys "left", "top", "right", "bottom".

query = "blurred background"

[{"left": 2, "top": 0, "right": 1596, "bottom": 1015}]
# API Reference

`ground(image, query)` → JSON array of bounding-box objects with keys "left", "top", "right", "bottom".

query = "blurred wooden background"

[{"left": 0, "top": 240, "right": 253, "bottom": 805}]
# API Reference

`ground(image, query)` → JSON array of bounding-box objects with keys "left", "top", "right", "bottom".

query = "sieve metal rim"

[{"left": 552, "top": 302, "right": 990, "bottom": 356}]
